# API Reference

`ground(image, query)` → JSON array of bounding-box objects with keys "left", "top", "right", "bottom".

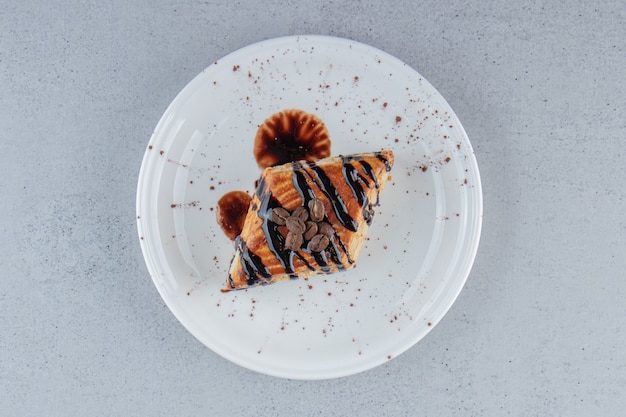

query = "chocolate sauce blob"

[
  {"left": 253, "top": 109, "right": 331, "bottom": 169},
  {"left": 216, "top": 191, "right": 252, "bottom": 240}
]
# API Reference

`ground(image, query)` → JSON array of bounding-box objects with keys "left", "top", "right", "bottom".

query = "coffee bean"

[
  {"left": 277, "top": 225, "right": 289, "bottom": 238},
  {"left": 317, "top": 221, "right": 334, "bottom": 237},
  {"left": 285, "top": 231, "right": 303, "bottom": 251},
  {"left": 292, "top": 206, "right": 309, "bottom": 222},
  {"left": 269, "top": 207, "right": 290, "bottom": 225},
  {"left": 285, "top": 217, "right": 306, "bottom": 234},
  {"left": 271, "top": 200, "right": 335, "bottom": 252},
  {"left": 308, "top": 198, "right": 325, "bottom": 222},
  {"left": 309, "top": 234, "right": 330, "bottom": 252},
  {"left": 303, "top": 221, "right": 318, "bottom": 240}
]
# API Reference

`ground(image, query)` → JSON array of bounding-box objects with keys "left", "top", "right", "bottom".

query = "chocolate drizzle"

[
  {"left": 293, "top": 251, "right": 315, "bottom": 272},
  {"left": 342, "top": 156, "right": 371, "bottom": 225},
  {"left": 233, "top": 236, "right": 271, "bottom": 285},
  {"left": 290, "top": 162, "right": 353, "bottom": 270},
  {"left": 305, "top": 161, "right": 359, "bottom": 232},
  {"left": 256, "top": 177, "right": 297, "bottom": 279},
  {"left": 292, "top": 163, "right": 316, "bottom": 204},
  {"left": 321, "top": 235, "right": 347, "bottom": 268},
  {"left": 358, "top": 159, "right": 380, "bottom": 205},
  {"left": 375, "top": 151, "right": 393, "bottom": 172}
]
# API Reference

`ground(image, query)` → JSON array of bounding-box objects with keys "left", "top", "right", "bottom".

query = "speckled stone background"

[{"left": 1, "top": 0, "right": 624, "bottom": 415}]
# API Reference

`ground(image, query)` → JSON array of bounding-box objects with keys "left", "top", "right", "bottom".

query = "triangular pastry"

[{"left": 223, "top": 149, "right": 394, "bottom": 291}]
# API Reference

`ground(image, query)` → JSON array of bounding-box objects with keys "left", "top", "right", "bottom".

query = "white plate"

[{"left": 136, "top": 35, "right": 482, "bottom": 379}]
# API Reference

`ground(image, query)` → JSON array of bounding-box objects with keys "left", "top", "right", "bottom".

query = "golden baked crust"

[{"left": 223, "top": 149, "right": 394, "bottom": 291}]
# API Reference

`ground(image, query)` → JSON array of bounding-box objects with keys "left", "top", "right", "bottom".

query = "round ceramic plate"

[{"left": 136, "top": 35, "right": 482, "bottom": 379}]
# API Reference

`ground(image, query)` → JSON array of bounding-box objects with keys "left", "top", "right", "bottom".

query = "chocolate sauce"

[
  {"left": 293, "top": 159, "right": 358, "bottom": 232},
  {"left": 292, "top": 163, "right": 316, "bottom": 204},
  {"left": 305, "top": 161, "right": 359, "bottom": 232},
  {"left": 255, "top": 177, "right": 298, "bottom": 279},
  {"left": 293, "top": 251, "right": 315, "bottom": 272},
  {"left": 375, "top": 151, "right": 393, "bottom": 172},
  {"left": 342, "top": 156, "right": 383, "bottom": 225},
  {"left": 216, "top": 191, "right": 252, "bottom": 240},
  {"left": 263, "top": 126, "right": 309, "bottom": 163},
  {"left": 234, "top": 236, "right": 271, "bottom": 285},
  {"left": 319, "top": 236, "right": 347, "bottom": 269},
  {"left": 309, "top": 249, "right": 332, "bottom": 273},
  {"left": 328, "top": 227, "right": 354, "bottom": 265},
  {"left": 253, "top": 109, "right": 331, "bottom": 169},
  {"left": 358, "top": 159, "right": 380, "bottom": 205},
  {"left": 342, "top": 157, "right": 371, "bottom": 224}
]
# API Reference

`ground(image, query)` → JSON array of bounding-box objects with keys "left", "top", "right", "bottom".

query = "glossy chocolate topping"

[
  {"left": 216, "top": 191, "right": 252, "bottom": 240},
  {"left": 253, "top": 109, "right": 331, "bottom": 169}
]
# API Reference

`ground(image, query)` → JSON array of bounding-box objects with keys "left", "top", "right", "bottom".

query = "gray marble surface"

[{"left": 1, "top": 0, "right": 624, "bottom": 415}]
